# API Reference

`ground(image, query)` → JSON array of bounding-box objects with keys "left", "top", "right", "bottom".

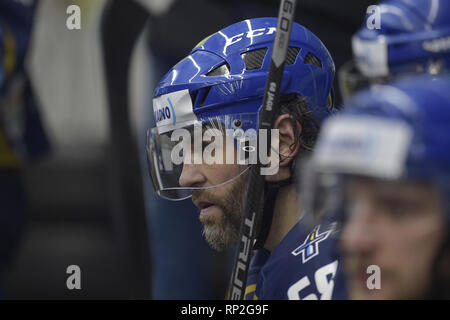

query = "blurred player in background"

[
  {"left": 308, "top": 74, "right": 450, "bottom": 299},
  {"left": 146, "top": 17, "right": 347, "bottom": 299},
  {"left": 0, "top": 0, "right": 50, "bottom": 297},
  {"left": 338, "top": 0, "right": 450, "bottom": 102}
]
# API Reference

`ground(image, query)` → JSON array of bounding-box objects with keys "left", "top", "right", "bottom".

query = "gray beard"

[
  {"left": 201, "top": 213, "right": 240, "bottom": 251},
  {"left": 197, "top": 175, "right": 248, "bottom": 251}
]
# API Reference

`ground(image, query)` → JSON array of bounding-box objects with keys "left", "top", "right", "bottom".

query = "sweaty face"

[{"left": 340, "top": 178, "right": 446, "bottom": 300}]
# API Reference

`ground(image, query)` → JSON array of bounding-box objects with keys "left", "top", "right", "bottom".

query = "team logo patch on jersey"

[{"left": 291, "top": 225, "right": 333, "bottom": 264}]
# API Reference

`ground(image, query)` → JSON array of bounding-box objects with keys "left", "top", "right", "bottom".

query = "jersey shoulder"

[{"left": 252, "top": 218, "right": 347, "bottom": 300}]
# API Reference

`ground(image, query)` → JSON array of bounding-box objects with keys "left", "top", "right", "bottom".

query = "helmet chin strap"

[{"left": 253, "top": 176, "right": 293, "bottom": 250}]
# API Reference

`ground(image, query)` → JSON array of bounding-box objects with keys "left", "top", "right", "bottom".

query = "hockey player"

[
  {"left": 0, "top": 0, "right": 49, "bottom": 297},
  {"left": 146, "top": 17, "right": 347, "bottom": 299},
  {"left": 308, "top": 74, "right": 450, "bottom": 299},
  {"left": 339, "top": 0, "right": 450, "bottom": 101}
]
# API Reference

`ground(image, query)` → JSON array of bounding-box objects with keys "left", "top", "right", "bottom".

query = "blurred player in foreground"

[
  {"left": 308, "top": 74, "right": 450, "bottom": 299},
  {"left": 339, "top": 0, "right": 450, "bottom": 101}
]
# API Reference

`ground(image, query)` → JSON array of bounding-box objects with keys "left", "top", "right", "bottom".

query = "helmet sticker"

[
  {"left": 314, "top": 116, "right": 413, "bottom": 179},
  {"left": 352, "top": 36, "right": 389, "bottom": 77},
  {"left": 153, "top": 89, "right": 198, "bottom": 134}
]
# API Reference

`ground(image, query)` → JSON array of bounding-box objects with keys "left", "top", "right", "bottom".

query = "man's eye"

[{"left": 380, "top": 199, "right": 418, "bottom": 220}]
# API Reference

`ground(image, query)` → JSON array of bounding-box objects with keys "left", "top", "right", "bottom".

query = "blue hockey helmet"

[
  {"left": 305, "top": 75, "right": 450, "bottom": 226},
  {"left": 147, "top": 17, "right": 336, "bottom": 201},
  {"left": 339, "top": 0, "right": 450, "bottom": 100}
]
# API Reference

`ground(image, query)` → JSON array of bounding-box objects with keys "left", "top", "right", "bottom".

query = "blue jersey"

[
  {"left": 0, "top": 0, "right": 50, "bottom": 162},
  {"left": 244, "top": 216, "right": 347, "bottom": 300},
  {"left": 0, "top": 1, "right": 47, "bottom": 298},
  {"left": 0, "top": 0, "right": 36, "bottom": 85}
]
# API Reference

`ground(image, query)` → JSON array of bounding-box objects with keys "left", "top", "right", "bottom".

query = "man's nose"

[
  {"left": 340, "top": 200, "right": 378, "bottom": 255},
  {"left": 179, "top": 163, "right": 207, "bottom": 188}
]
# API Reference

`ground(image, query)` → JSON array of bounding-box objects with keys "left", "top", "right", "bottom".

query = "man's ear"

[{"left": 273, "top": 114, "right": 302, "bottom": 167}]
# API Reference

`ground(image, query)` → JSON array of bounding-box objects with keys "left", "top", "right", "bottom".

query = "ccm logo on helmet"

[{"left": 226, "top": 27, "right": 277, "bottom": 47}]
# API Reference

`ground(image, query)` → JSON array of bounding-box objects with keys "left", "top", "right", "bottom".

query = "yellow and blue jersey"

[
  {"left": 0, "top": 0, "right": 47, "bottom": 297},
  {"left": 0, "top": 0, "right": 50, "bottom": 164}
]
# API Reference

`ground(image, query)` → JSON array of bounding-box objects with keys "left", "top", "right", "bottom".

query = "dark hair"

[{"left": 276, "top": 94, "right": 320, "bottom": 170}]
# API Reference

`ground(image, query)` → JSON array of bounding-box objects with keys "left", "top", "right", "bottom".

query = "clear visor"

[
  {"left": 300, "top": 161, "right": 346, "bottom": 231},
  {"left": 302, "top": 165, "right": 445, "bottom": 237},
  {"left": 146, "top": 113, "right": 279, "bottom": 201}
]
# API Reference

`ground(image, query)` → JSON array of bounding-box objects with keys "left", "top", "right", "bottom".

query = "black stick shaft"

[{"left": 228, "top": 0, "right": 297, "bottom": 300}]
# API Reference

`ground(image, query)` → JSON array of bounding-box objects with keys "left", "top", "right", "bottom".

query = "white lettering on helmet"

[
  {"left": 423, "top": 36, "right": 450, "bottom": 53},
  {"left": 155, "top": 105, "right": 172, "bottom": 123},
  {"left": 223, "top": 27, "right": 278, "bottom": 49}
]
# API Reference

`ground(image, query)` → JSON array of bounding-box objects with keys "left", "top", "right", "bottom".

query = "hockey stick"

[{"left": 227, "top": 0, "right": 297, "bottom": 300}]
